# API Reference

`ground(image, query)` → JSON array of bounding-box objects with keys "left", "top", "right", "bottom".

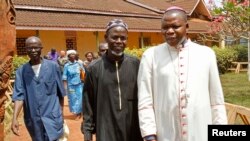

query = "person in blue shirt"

[
  {"left": 63, "top": 50, "right": 85, "bottom": 120},
  {"left": 11, "top": 36, "right": 66, "bottom": 141}
]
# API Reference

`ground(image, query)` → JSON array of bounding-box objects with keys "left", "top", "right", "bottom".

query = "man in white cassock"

[{"left": 137, "top": 6, "right": 228, "bottom": 141}]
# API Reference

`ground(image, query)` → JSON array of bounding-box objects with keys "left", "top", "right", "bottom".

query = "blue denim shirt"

[{"left": 12, "top": 59, "right": 65, "bottom": 141}]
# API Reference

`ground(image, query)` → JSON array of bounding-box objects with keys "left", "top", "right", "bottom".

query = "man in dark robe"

[{"left": 82, "top": 19, "right": 143, "bottom": 141}]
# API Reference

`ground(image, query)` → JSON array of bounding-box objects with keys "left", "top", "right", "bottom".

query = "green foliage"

[
  {"left": 212, "top": 44, "right": 247, "bottom": 74},
  {"left": 228, "top": 45, "right": 248, "bottom": 62},
  {"left": 124, "top": 46, "right": 151, "bottom": 59},
  {"left": 125, "top": 45, "right": 246, "bottom": 75},
  {"left": 11, "top": 55, "right": 29, "bottom": 79},
  {"left": 212, "top": 46, "right": 238, "bottom": 74}
]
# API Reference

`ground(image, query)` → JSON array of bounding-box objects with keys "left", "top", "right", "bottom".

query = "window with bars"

[
  {"left": 65, "top": 31, "right": 77, "bottom": 51},
  {"left": 16, "top": 38, "right": 27, "bottom": 55},
  {"left": 66, "top": 37, "right": 77, "bottom": 50},
  {"left": 139, "top": 37, "right": 151, "bottom": 48}
]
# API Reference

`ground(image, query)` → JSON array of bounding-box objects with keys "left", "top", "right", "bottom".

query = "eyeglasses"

[
  {"left": 26, "top": 46, "right": 42, "bottom": 51},
  {"left": 99, "top": 49, "right": 107, "bottom": 52}
]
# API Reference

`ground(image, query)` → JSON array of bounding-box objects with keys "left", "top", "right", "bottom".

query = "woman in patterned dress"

[{"left": 63, "top": 50, "right": 85, "bottom": 120}]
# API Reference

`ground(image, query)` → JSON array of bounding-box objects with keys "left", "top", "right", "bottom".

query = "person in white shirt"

[{"left": 137, "top": 6, "right": 228, "bottom": 141}]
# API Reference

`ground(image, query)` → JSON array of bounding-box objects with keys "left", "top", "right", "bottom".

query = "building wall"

[
  {"left": 39, "top": 30, "right": 66, "bottom": 57},
  {"left": 16, "top": 30, "right": 36, "bottom": 55},
  {"left": 16, "top": 30, "right": 165, "bottom": 59},
  {"left": 127, "top": 32, "right": 140, "bottom": 49},
  {"left": 77, "top": 31, "right": 97, "bottom": 60},
  {"left": 143, "top": 32, "right": 164, "bottom": 46},
  {"left": 126, "top": 32, "right": 164, "bottom": 49}
]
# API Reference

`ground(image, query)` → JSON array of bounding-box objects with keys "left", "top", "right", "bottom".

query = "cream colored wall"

[
  {"left": 99, "top": 32, "right": 164, "bottom": 49},
  {"left": 16, "top": 30, "right": 67, "bottom": 57},
  {"left": 86, "top": 32, "right": 164, "bottom": 51},
  {"left": 127, "top": 32, "right": 164, "bottom": 48},
  {"left": 16, "top": 30, "right": 37, "bottom": 55},
  {"left": 142, "top": 32, "right": 165, "bottom": 46},
  {"left": 38, "top": 30, "right": 66, "bottom": 57},
  {"left": 98, "top": 32, "right": 106, "bottom": 44},
  {"left": 77, "top": 31, "right": 99, "bottom": 60},
  {"left": 127, "top": 32, "right": 140, "bottom": 49},
  {"left": 16, "top": 30, "right": 165, "bottom": 58}
]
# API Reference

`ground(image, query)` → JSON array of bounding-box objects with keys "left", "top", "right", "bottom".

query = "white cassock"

[{"left": 138, "top": 39, "right": 228, "bottom": 141}]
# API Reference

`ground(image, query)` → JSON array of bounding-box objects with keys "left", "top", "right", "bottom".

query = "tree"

[
  {"left": 199, "top": 0, "right": 249, "bottom": 43},
  {"left": 202, "top": 0, "right": 250, "bottom": 80}
]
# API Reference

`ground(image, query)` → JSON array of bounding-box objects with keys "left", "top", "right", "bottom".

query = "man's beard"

[{"left": 111, "top": 50, "right": 123, "bottom": 56}]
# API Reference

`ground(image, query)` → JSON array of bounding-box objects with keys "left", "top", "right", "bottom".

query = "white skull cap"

[{"left": 67, "top": 49, "right": 77, "bottom": 57}]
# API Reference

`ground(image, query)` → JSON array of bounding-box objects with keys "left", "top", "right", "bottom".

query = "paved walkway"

[{"left": 8, "top": 97, "right": 95, "bottom": 141}]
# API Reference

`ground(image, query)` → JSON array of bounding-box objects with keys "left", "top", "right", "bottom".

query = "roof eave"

[
  {"left": 14, "top": 5, "right": 161, "bottom": 18},
  {"left": 200, "top": 0, "right": 212, "bottom": 19},
  {"left": 16, "top": 25, "right": 208, "bottom": 33},
  {"left": 125, "top": 0, "right": 164, "bottom": 14},
  {"left": 16, "top": 26, "right": 162, "bottom": 32}
]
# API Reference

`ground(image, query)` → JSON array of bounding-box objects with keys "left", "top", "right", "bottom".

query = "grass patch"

[{"left": 220, "top": 72, "right": 250, "bottom": 108}]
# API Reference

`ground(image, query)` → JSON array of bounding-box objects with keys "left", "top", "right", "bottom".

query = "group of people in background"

[
  {"left": 39, "top": 41, "right": 105, "bottom": 121},
  {"left": 11, "top": 6, "right": 228, "bottom": 141},
  {"left": 44, "top": 43, "right": 107, "bottom": 69}
]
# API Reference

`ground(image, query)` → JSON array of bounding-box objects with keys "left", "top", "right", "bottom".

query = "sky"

[{"left": 204, "top": 0, "right": 223, "bottom": 7}]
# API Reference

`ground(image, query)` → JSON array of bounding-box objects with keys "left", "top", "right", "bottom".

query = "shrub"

[
  {"left": 124, "top": 46, "right": 151, "bottom": 59},
  {"left": 11, "top": 55, "right": 29, "bottom": 79},
  {"left": 124, "top": 45, "right": 243, "bottom": 75},
  {"left": 212, "top": 46, "right": 238, "bottom": 74},
  {"left": 228, "top": 45, "right": 248, "bottom": 62}
]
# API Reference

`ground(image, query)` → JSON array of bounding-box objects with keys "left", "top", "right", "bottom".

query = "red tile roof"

[
  {"left": 126, "top": 0, "right": 211, "bottom": 18},
  {"left": 13, "top": 0, "right": 211, "bottom": 33},
  {"left": 13, "top": 0, "right": 160, "bottom": 16},
  {"left": 126, "top": 0, "right": 199, "bottom": 14},
  {"left": 188, "top": 18, "right": 210, "bottom": 33},
  {"left": 16, "top": 10, "right": 209, "bottom": 33},
  {"left": 16, "top": 10, "right": 161, "bottom": 32}
]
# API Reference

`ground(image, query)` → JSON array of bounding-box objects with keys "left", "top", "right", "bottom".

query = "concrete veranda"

[{"left": 7, "top": 97, "right": 96, "bottom": 141}]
